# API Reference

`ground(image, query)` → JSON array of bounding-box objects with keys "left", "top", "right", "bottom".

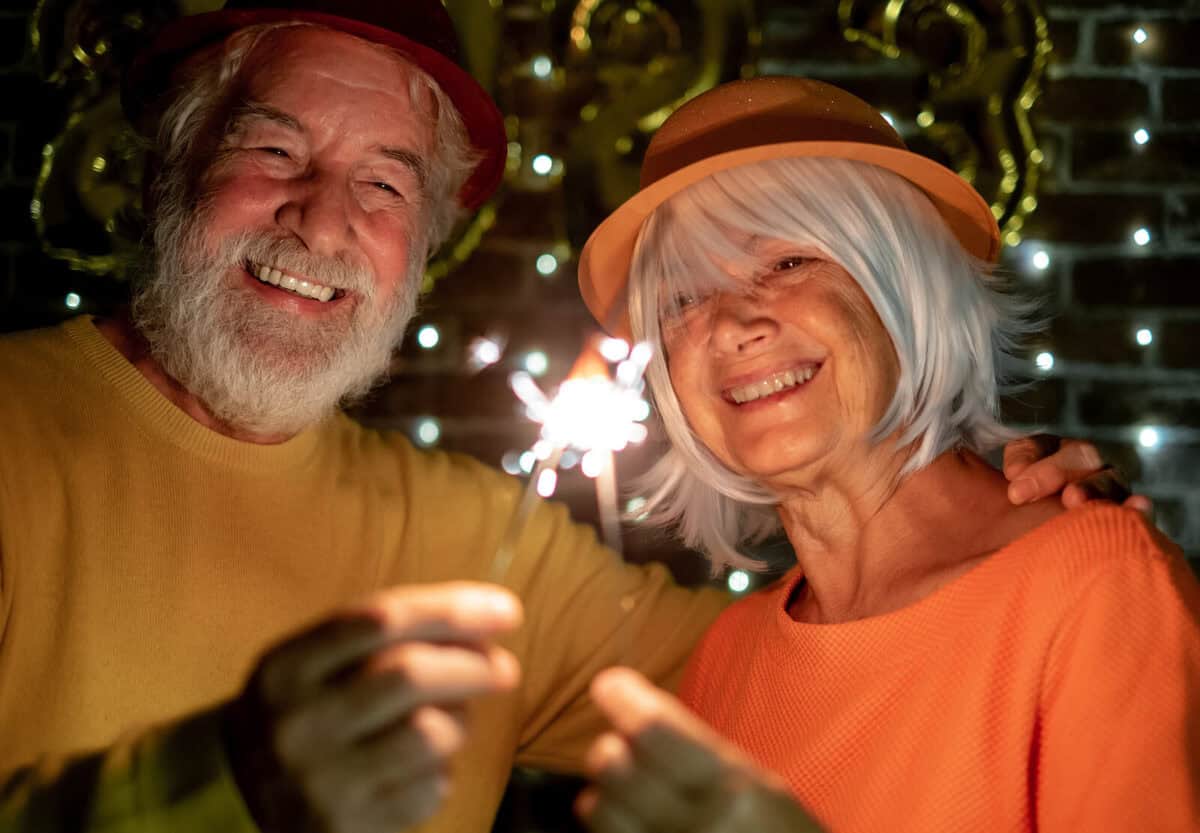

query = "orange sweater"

[{"left": 680, "top": 505, "right": 1200, "bottom": 833}]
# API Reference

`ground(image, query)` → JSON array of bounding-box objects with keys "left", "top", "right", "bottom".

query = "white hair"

[
  {"left": 150, "top": 20, "right": 479, "bottom": 264},
  {"left": 626, "top": 157, "right": 1035, "bottom": 574}
]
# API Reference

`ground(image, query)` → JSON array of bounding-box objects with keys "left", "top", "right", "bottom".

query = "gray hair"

[
  {"left": 626, "top": 157, "right": 1034, "bottom": 574},
  {"left": 149, "top": 20, "right": 479, "bottom": 266}
]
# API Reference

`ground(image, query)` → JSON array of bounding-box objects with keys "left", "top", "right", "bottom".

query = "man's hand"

[
  {"left": 223, "top": 582, "right": 523, "bottom": 833},
  {"left": 1002, "top": 434, "right": 1152, "bottom": 516},
  {"left": 578, "top": 668, "right": 824, "bottom": 833}
]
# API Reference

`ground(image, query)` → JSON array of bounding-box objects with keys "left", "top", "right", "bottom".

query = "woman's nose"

[{"left": 709, "top": 294, "right": 776, "bottom": 355}]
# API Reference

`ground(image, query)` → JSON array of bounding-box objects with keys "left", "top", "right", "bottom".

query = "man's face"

[
  {"left": 200, "top": 26, "right": 432, "bottom": 330},
  {"left": 137, "top": 26, "right": 438, "bottom": 435}
]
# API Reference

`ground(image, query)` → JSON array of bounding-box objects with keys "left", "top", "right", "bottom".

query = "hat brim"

[
  {"left": 122, "top": 9, "right": 506, "bottom": 210},
  {"left": 578, "top": 142, "right": 1001, "bottom": 339}
]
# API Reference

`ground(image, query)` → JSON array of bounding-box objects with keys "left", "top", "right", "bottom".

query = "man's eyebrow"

[
  {"left": 378, "top": 147, "right": 428, "bottom": 192},
  {"left": 227, "top": 101, "right": 304, "bottom": 133}
]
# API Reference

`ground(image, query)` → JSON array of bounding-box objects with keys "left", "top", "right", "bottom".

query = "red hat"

[
  {"left": 578, "top": 76, "right": 1001, "bottom": 338},
  {"left": 122, "top": 0, "right": 506, "bottom": 210}
]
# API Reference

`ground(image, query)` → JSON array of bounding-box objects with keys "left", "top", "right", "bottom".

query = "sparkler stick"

[{"left": 489, "top": 335, "right": 653, "bottom": 585}]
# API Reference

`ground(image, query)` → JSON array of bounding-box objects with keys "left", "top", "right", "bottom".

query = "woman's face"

[{"left": 662, "top": 238, "right": 901, "bottom": 486}]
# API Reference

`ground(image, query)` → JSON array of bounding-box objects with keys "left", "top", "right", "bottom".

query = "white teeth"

[
  {"left": 249, "top": 261, "right": 338, "bottom": 302},
  {"left": 728, "top": 366, "right": 819, "bottom": 404}
]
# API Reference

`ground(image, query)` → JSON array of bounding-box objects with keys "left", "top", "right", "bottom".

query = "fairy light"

[
  {"left": 1138, "top": 426, "right": 1160, "bottom": 449},
  {"left": 536, "top": 253, "right": 559, "bottom": 276},
  {"left": 1135, "top": 327, "right": 1153, "bottom": 346},
  {"left": 1133, "top": 227, "right": 1151, "bottom": 246},
  {"left": 599, "top": 337, "right": 630, "bottom": 362},
  {"left": 1132, "top": 127, "right": 1150, "bottom": 146},
  {"left": 1035, "top": 351, "right": 1054, "bottom": 372},
  {"left": 727, "top": 570, "right": 751, "bottom": 594},
  {"left": 1031, "top": 249, "right": 1050, "bottom": 271},
  {"left": 625, "top": 496, "right": 649, "bottom": 522},
  {"left": 1132, "top": 27, "right": 1148, "bottom": 45},
  {"left": 64, "top": 292, "right": 82, "bottom": 309},
  {"left": 532, "top": 154, "right": 554, "bottom": 175},
  {"left": 531, "top": 55, "right": 553, "bottom": 78},
  {"left": 501, "top": 451, "right": 523, "bottom": 475},
  {"left": 523, "top": 350, "right": 549, "bottom": 377},
  {"left": 467, "top": 335, "right": 504, "bottom": 371},
  {"left": 414, "top": 418, "right": 441, "bottom": 447},
  {"left": 416, "top": 325, "right": 440, "bottom": 349},
  {"left": 518, "top": 451, "right": 536, "bottom": 473}
]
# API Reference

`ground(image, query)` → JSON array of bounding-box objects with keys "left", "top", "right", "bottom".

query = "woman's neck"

[{"left": 777, "top": 448, "right": 1062, "bottom": 624}]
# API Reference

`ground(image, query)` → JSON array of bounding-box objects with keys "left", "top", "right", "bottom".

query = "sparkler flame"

[
  {"left": 508, "top": 335, "right": 652, "bottom": 468},
  {"left": 490, "top": 335, "right": 654, "bottom": 583}
]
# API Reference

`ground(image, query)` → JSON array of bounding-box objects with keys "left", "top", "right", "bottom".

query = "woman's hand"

[
  {"left": 578, "top": 667, "right": 824, "bottom": 833},
  {"left": 1002, "top": 434, "right": 1152, "bottom": 516}
]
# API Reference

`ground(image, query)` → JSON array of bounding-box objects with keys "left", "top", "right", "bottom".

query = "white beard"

[{"left": 132, "top": 197, "right": 420, "bottom": 438}]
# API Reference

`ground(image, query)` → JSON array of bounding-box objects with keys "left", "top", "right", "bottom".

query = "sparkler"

[{"left": 490, "top": 335, "right": 654, "bottom": 583}]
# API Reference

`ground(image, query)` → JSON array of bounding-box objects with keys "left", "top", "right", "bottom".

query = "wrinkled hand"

[
  {"left": 1001, "top": 434, "right": 1151, "bottom": 516},
  {"left": 578, "top": 668, "right": 824, "bottom": 833},
  {"left": 223, "top": 582, "right": 523, "bottom": 833}
]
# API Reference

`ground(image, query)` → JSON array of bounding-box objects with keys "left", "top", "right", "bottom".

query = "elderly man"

[{"left": 0, "top": 2, "right": 1129, "bottom": 832}]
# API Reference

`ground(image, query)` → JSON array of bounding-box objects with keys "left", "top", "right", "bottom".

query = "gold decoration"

[
  {"left": 839, "top": 0, "right": 1051, "bottom": 241},
  {"left": 25, "top": 0, "right": 760, "bottom": 288}
]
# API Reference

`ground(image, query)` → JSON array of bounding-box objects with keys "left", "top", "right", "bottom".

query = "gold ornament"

[{"left": 839, "top": 0, "right": 1051, "bottom": 242}]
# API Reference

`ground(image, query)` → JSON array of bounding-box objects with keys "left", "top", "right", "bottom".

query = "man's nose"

[
  {"left": 710, "top": 294, "right": 776, "bottom": 355},
  {"left": 275, "top": 172, "right": 355, "bottom": 256}
]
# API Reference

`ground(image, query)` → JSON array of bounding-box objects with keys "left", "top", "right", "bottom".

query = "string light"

[
  {"left": 416, "top": 325, "right": 440, "bottom": 349},
  {"left": 64, "top": 292, "right": 82, "bottom": 309},
  {"left": 599, "top": 337, "right": 631, "bottom": 362},
  {"left": 1135, "top": 327, "right": 1153, "bottom": 346},
  {"left": 1035, "top": 351, "right": 1054, "bottom": 372},
  {"left": 625, "top": 496, "right": 649, "bottom": 522},
  {"left": 1133, "top": 227, "right": 1151, "bottom": 246},
  {"left": 531, "top": 55, "right": 553, "bottom": 78},
  {"left": 1132, "top": 127, "right": 1150, "bottom": 146},
  {"left": 523, "top": 350, "right": 549, "bottom": 377},
  {"left": 1132, "top": 27, "right": 1148, "bottom": 45},
  {"left": 727, "top": 570, "right": 751, "bottom": 593},
  {"left": 501, "top": 451, "right": 523, "bottom": 475},
  {"left": 536, "top": 253, "right": 558, "bottom": 275},
  {"left": 1031, "top": 249, "right": 1051, "bottom": 271},
  {"left": 467, "top": 335, "right": 504, "bottom": 371},
  {"left": 519, "top": 451, "right": 536, "bottom": 473},
  {"left": 532, "top": 154, "right": 553, "bottom": 175},
  {"left": 1138, "top": 426, "right": 1160, "bottom": 449},
  {"left": 414, "top": 418, "right": 441, "bottom": 447}
]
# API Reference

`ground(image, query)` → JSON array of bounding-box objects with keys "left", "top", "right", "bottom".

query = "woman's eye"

[
  {"left": 372, "top": 181, "right": 399, "bottom": 195},
  {"left": 256, "top": 147, "right": 291, "bottom": 158},
  {"left": 773, "top": 256, "right": 810, "bottom": 272}
]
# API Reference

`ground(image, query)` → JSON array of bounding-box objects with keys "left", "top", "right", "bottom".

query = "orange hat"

[{"left": 577, "top": 76, "right": 1001, "bottom": 338}]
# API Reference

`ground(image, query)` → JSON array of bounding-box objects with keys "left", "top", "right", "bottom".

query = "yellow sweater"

[{"left": 0, "top": 317, "right": 726, "bottom": 831}]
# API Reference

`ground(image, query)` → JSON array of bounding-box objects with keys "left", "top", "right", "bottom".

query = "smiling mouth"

[
  {"left": 246, "top": 260, "right": 346, "bottom": 303},
  {"left": 724, "top": 365, "right": 821, "bottom": 404}
]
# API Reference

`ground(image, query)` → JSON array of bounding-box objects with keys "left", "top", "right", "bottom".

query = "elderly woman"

[{"left": 572, "top": 77, "right": 1200, "bottom": 833}]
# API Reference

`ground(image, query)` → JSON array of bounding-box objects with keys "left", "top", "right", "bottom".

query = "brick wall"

[{"left": 0, "top": 0, "right": 1196, "bottom": 567}]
